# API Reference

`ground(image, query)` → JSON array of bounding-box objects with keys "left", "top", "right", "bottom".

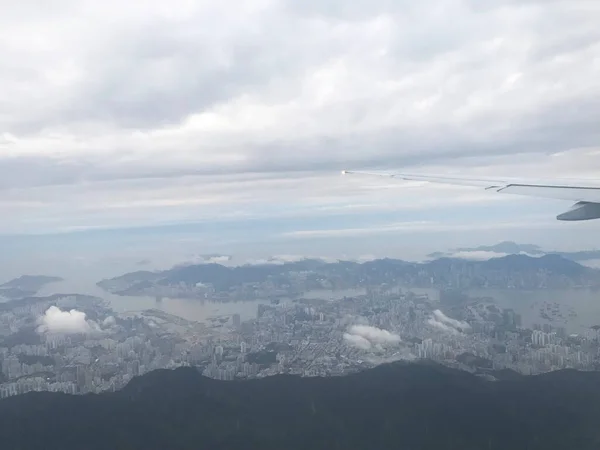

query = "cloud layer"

[{"left": 1, "top": 0, "right": 599, "bottom": 259}]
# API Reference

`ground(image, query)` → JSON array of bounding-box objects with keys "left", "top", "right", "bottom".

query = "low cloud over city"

[
  {"left": 36, "top": 306, "right": 95, "bottom": 335},
  {"left": 344, "top": 325, "right": 401, "bottom": 350},
  {"left": 427, "top": 310, "right": 471, "bottom": 335}
]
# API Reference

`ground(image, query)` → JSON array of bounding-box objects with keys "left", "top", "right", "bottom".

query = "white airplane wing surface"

[{"left": 341, "top": 170, "right": 600, "bottom": 221}]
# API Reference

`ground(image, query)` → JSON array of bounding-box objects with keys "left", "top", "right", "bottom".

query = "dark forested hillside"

[{"left": 1, "top": 361, "right": 600, "bottom": 450}]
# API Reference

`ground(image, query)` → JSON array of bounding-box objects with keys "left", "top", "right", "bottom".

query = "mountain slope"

[
  {"left": 97, "top": 254, "right": 599, "bottom": 295},
  {"left": 1, "top": 362, "right": 600, "bottom": 450}
]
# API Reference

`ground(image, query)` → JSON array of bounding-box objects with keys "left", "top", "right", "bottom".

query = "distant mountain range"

[
  {"left": 97, "top": 253, "right": 600, "bottom": 296},
  {"left": 428, "top": 241, "right": 600, "bottom": 263},
  {"left": 1, "top": 361, "right": 600, "bottom": 449}
]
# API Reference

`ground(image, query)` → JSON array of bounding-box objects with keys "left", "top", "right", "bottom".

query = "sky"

[{"left": 1, "top": 0, "right": 600, "bottom": 278}]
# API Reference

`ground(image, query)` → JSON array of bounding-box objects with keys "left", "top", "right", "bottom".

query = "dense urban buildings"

[{"left": 2, "top": 255, "right": 599, "bottom": 398}]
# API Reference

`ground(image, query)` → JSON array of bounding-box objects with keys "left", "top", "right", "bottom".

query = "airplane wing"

[{"left": 341, "top": 170, "right": 600, "bottom": 221}]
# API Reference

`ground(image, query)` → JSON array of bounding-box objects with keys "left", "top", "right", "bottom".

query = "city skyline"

[
  {"left": 2, "top": 1, "right": 600, "bottom": 447},
  {"left": 2, "top": 269, "right": 598, "bottom": 398}
]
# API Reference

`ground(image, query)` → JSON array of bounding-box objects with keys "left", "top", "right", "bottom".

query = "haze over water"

[
  {"left": 32, "top": 271, "right": 600, "bottom": 334},
  {"left": 35, "top": 265, "right": 367, "bottom": 324}
]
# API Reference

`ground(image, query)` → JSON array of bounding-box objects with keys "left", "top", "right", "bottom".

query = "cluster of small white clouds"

[
  {"left": 427, "top": 309, "right": 471, "bottom": 335},
  {"left": 177, "top": 254, "right": 233, "bottom": 266},
  {"left": 449, "top": 250, "right": 545, "bottom": 260},
  {"left": 343, "top": 324, "right": 401, "bottom": 350},
  {"left": 245, "top": 255, "right": 341, "bottom": 265},
  {"left": 450, "top": 250, "right": 510, "bottom": 260}
]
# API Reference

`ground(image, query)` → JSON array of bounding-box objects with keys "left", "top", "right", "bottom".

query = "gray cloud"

[
  {"left": 3, "top": 92, "right": 599, "bottom": 192},
  {"left": 0, "top": 0, "right": 599, "bottom": 237},
  {"left": 283, "top": 0, "right": 412, "bottom": 20},
  {"left": 53, "top": 28, "right": 285, "bottom": 130}
]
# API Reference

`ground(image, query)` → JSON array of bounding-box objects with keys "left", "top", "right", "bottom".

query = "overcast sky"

[{"left": 1, "top": 0, "right": 600, "bottom": 276}]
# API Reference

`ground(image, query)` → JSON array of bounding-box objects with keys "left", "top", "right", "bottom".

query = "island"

[
  {"left": 96, "top": 254, "right": 600, "bottom": 301},
  {"left": 0, "top": 275, "right": 64, "bottom": 300}
]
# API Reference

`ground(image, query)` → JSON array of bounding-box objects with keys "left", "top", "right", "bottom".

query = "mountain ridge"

[
  {"left": 97, "top": 253, "right": 596, "bottom": 296},
  {"left": 1, "top": 361, "right": 600, "bottom": 449}
]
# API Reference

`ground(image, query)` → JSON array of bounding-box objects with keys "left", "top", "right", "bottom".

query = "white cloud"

[
  {"left": 364, "top": 351, "right": 418, "bottom": 365},
  {"left": 207, "top": 255, "right": 232, "bottom": 264},
  {"left": 428, "top": 309, "right": 471, "bottom": 335},
  {"left": 580, "top": 259, "right": 600, "bottom": 269},
  {"left": 348, "top": 325, "right": 402, "bottom": 344},
  {"left": 433, "top": 310, "right": 470, "bottom": 330},
  {"left": 177, "top": 254, "right": 233, "bottom": 266},
  {"left": 450, "top": 251, "right": 509, "bottom": 260},
  {"left": 37, "top": 306, "right": 93, "bottom": 334},
  {"left": 282, "top": 218, "right": 568, "bottom": 239},
  {"left": 343, "top": 333, "right": 373, "bottom": 350},
  {"left": 245, "top": 255, "right": 341, "bottom": 265},
  {"left": 102, "top": 316, "right": 116, "bottom": 328},
  {"left": 427, "top": 317, "right": 460, "bottom": 335},
  {"left": 344, "top": 324, "right": 401, "bottom": 350},
  {"left": 355, "top": 254, "right": 378, "bottom": 263},
  {"left": 0, "top": 0, "right": 599, "bottom": 255},
  {"left": 449, "top": 250, "right": 545, "bottom": 260}
]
